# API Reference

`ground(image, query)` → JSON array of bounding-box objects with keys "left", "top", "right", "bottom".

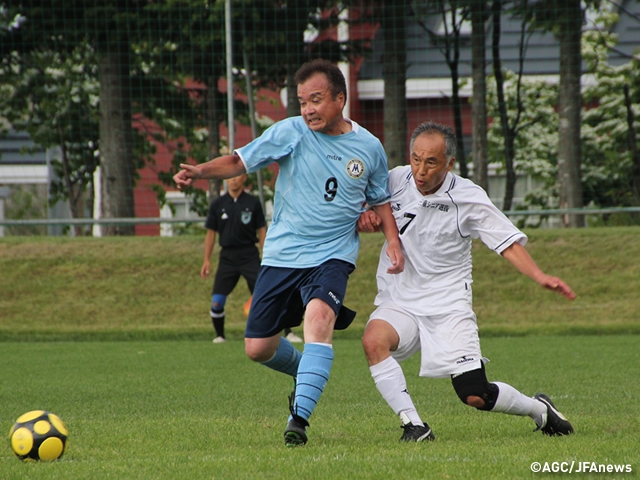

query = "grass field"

[
  {"left": 1, "top": 227, "right": 639, "bottom": 478},
  {"left": 1, "top": 227, "right": 640, "bottom": 340},
  {"left": 1, "top": 336, "right": 638, "bottom": 479}
]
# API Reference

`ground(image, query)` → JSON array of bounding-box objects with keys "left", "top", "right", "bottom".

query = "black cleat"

[
  {"left": 534, "top": 393, "right": 574, "bottom": 436},
  {"left": 284, "top": 377, "right": 308, "bottom": 447},
  {"left": 284, "top": 415, "right": 309, "bottom": 447},
  {"left": 399, "top": 422, "right": 435, "bottom": 442}
]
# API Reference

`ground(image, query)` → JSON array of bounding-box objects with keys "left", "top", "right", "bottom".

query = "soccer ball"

[{"left": 9, "top": 410, "right": 68, "bottom": 461}]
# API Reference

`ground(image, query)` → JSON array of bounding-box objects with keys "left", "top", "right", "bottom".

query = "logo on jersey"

[
  {"left": 221, "top": 212, "right": 229, "bottom": 220},
  {"left": 346, "top": 158, "right": 365, "bottom": 178},
  {"left": 326, "top": 154, "right": 343, "bottom": 161},
  {"left": 241, "top": 211, "right": 252, "bottom": 224},
  {"left": 391, "top": 202, "right": 402, "bottom": 211},
  {"left": 456, "top": 355, "right": 475, "bottom": 365},
  {"left": 421, "top": 199, "right": 449, "bottom": 212}
]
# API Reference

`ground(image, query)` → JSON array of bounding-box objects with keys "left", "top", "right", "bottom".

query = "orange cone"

[{"left": 243, "top": 295, "right": 252, "bottom": 316}]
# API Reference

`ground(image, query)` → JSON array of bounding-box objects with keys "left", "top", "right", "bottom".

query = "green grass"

[
  {"left": 1, "top": 226, "right": 640, "bottom": 340},
  {"left": 1, "top": 336, "right": 639, "bottom": 479},
  {"left": 1, "top": 228, "right": 639, "bottom": 477}
]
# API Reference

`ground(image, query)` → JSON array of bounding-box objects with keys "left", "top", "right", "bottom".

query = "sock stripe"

[
  {"left": 297, "top": 383, "right": 324, "bottom": 395},
  {"left": 296, "top": 406, "right": 313, "bottom": 418},
  {"left": 296, "top": 371, "right": 329, "bottom": 382}
]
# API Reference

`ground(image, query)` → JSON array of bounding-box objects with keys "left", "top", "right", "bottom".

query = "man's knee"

[
  {"left": 451, "top": 365, "right": 499, "bottom": 411},
  {"left": 305, "top": 298, "right": 336, "bottom": 326},
  {"left": 211, "top": 293, "right": 227, "bottom": 313},
  {"left": 362, "top": 320, "right": 398, "bottom": 365},
  {"left": 244, "top": 336, "right": 279, "bottom": 363}
]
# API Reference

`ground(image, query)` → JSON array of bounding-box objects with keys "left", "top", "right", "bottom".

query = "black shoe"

[
  {"left": 534, "top": 393, "right": 574, "bottom": 436},
  {"left": 284, "top": 377, "right": 308, "bottom": 447},
  {"left": 284, "top": 415, "right": 309, "bottom": 447},
  {"left": 399, "top": 422, "right": 435, "bottom": 442}
]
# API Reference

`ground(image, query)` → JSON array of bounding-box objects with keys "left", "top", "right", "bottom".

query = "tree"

[
  {"left": 98, "top": 31, "right": 136, "bottom": 236},
  {"left": 580, "top": 9, "right": 640, "bottom": 222},
  {"left": 0, "top": 44, "right": 101, "bottom": 235},
  {"left": 141, "top": 0, "right": 228, "bottom": 211},
  {"left": 486, "top": 6, "right": 640, "bottom": 226},
  {"left": 346, "top": 1, "right": 410, "bottom": 168},
  {"left": 381, "top": 1, "right": 409, "bottom": 168},
  {"left": 526, "top": 0, "right": 588, "bottom": 227},
  {"left": 254, "top": 1, "right": 355, "bottom": 118},
  {"left": 490, "top": 0, "right": 534, "bottom": 210},
  {"left": 3, "top": 1, "right": 160, "bottom": 235},
  {"left": 149, "top": 1, "right": 363, "bottom": 217},
  {"left": 415, "top": 0, "right": 470, "bottom": 177},
  {"left": 486, "top": 73, "right": 559, "bottom": 225},
  {"left": 469, "top": 0, "right": 490, "bottom": 192},
  {"left": 556, "top": 0, "right": 584, "bottom": 227}
]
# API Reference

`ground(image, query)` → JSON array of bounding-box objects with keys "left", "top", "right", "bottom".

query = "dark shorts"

[
  {"left": 245, "top": 259, "right": 356, "bottom": 338},
  {"left": 212, "top": 246, "right": 261, "bottom": 296}
]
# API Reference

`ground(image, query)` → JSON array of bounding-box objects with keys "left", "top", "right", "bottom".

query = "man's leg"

[
  {"left": 291, "top": 300, "right": 336, "bottom": 413},
  {"left": 284, "top": 299, "right": 335, "bottom": 446},
  {"left": 210, "top": 293, "right": 227, "bottom": 341},
  {"left": 363, "top": 320, "right": 434, "bottom": 442},
  {"left": 451, "top": 367, "right": 573, "bottom": 435},
  {"left": 251, "top": 335, "right": 301, "bottom": 377},
  {"left": 211, "top": 256, "right": 240, "bottom": 342}
]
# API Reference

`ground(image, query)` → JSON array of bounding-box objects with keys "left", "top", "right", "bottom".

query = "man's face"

[
  {"left": 297, "top": 73, "right": 345, "bottom": 135},
  {"left": 226, "top": 174, "right": 246, "bottom": 192},
  {"left": 410, "top": 132, "right": 455, "bottom": 196}
]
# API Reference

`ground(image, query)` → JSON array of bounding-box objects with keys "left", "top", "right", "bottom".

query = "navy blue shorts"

[{"left": 245, "top": 259, "right": 356, "bottom": 339}]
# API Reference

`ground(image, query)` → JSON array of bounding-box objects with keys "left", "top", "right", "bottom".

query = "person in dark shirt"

[{"left": 202, "top": 173, "right": 302, "bottom": 343}]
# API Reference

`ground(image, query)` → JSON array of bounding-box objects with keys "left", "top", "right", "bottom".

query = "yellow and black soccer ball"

[{"left": 9, "top": 410, "right": 68, "bottom": 461}]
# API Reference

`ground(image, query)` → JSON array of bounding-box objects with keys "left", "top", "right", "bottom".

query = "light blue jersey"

[{"left": 236, "top": 116, "right": 390, "bottom": 268}]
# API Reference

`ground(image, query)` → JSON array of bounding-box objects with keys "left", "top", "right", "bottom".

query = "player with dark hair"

[
  {"left": 174, "top": 58, "right": 404, "bottom": 447},
  {"left": 359, "top": 121, "right": 576, "bottom": 442},
  {"left": 201, "top": 173, "right": 301, "bottom": 344}
]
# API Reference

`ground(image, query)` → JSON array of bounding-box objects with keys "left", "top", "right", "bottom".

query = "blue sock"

[
  {"left": 293, "top": 343, "right": 334, "bottom": 422},
  {"left": 260, "top": 337, "right": 301, "bottom": 377}
]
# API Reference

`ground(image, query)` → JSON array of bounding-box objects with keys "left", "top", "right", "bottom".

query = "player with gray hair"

[{"left": 358, "top": 121, "right": 576, "bottom": 442}]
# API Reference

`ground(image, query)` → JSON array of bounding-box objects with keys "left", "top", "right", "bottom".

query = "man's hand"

[
  {"left": 385, "top": 240, "right": 404, "bottom": 274},
  {"left": 537, "top": 274, "right": 576, "bottom": 300},
  {"left": 173, "top": 163, "right": 201, "bottom": 191},
  {"left": 357, "top": 210, "right": 382, "bottom": 233},
  {"left": 200, "top": 260, "right": 211, "bottom": 279}
]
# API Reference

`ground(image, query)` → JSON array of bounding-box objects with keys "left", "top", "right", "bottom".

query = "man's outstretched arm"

[{"left": 501, "top": 242, "right": 576, "bottom": 300}]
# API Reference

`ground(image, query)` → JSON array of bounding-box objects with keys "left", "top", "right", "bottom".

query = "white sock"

[
  {"left": 491, "top": 382, "right": 547, "bottom": 423},
  {"left": 370, "top": 356, "right": 424, "bottom": 426}
]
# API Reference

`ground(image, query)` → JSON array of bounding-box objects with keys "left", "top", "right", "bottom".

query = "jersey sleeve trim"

[
  {"left": 494, "top": 232, "right": 528, "bottom": 254},
  {"left": 234, "top": 150, "right": 251, "bottom": 173}
]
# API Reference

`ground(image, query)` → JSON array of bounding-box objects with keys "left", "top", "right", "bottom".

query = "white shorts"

[{"left": 368, "top": 302, "right": 486, "bottom": 378}]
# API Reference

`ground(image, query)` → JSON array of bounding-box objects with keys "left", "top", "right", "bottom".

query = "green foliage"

[
  {"left": 0, "top": 43, "right": 100, "bottom": 215},
  {"left": 486, "top": 71, "right": 560, "bottom": 215},
  {"left": 3, "top": 184, "right": 47, "bottom": 235},
  {"left": 581, "top": 10, "right": 640, "bottom": 212},
  {"left": 119, "top": 1, "right": 354, "bottom": 216},
  {"left": 0, "top": 337, "right": 638, "bottom": 478},
  {"left": 487, "top": 7, "right": 640, "bottom": 219}
]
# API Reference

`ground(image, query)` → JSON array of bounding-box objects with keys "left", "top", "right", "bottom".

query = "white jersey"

[{"left": 374, "top": 166, "right": 527, "bottom": 316}]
